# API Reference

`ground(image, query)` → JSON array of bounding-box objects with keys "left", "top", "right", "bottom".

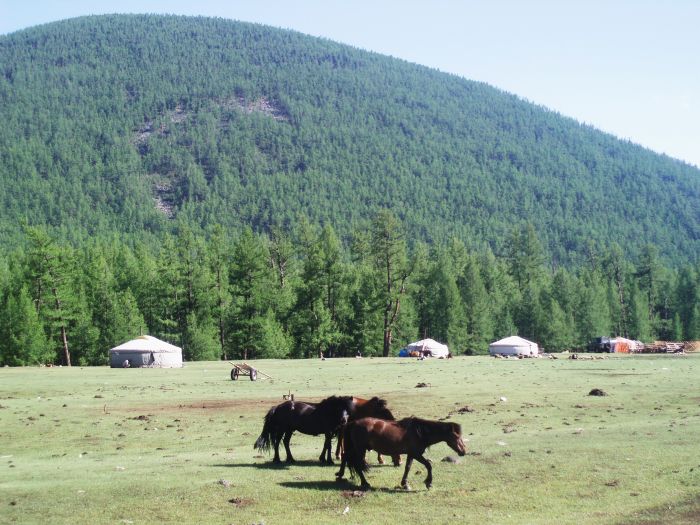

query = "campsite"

[{"left": 1, "top": 354, "right": 698, "bottom": 524}]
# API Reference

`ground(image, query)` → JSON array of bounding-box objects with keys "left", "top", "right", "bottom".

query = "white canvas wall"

[{"left": 488, "top": 336, "right": 539, "bottom": 356}]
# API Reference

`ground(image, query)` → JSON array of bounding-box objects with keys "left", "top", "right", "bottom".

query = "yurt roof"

[
  {"left": 406, "top": 338, "right": 448, "bottom": 350},
  {"left": 110, "top": 335, "right": 181, "bottom": 353},
  {"left": 489, "top": 336, "right": 537, "bottom": 347}
]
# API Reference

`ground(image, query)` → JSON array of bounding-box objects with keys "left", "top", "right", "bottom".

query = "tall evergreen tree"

[
  {"left": 415, "top": 249, "right": 466, "bottom": 351},
  {"left": 371, "top": 210, "right": 411, "bottom": 357},
  {"left": 674, "top": 266, "right": 698, "bottom": 339},
  {"left": 228, "top": 227, "right": 272, "bottom": 360},
  {"left": 154, "top": 235, "right": 186, "bottom": 346},
  {"left": 603, "top": 243, "right": 630, "bottom": 337},
  {"left": 575, "top": 270, "right": 611, "bottom": 344},
  {"left": 458, "top": 254, "right": 493, "bottom": 354},
  {"left": 207, "top": 225, "right": 232, "bottom": 359},
  {"left": 24, "top": 227, "right": 77, "bottom": 365},
  {"left": 0, "top": 285, "right": 51, "bottom": 365},
  {"left": 506, "top": 223, "right": 545, "bottom": 293}
]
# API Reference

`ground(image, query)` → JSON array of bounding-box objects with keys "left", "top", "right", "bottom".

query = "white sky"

[{"left": 2, "top": 0, "right": 699, "bottom": 167}]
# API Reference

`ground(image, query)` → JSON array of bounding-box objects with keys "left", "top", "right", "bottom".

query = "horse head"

[
  {"left": 401, "top": 418, "right": 467, "bottom": 456},
  {"left": 446, "top": 422, "right": 467, "bottom": 456},
  {"left": 354, "top": 396, "right": 395, "bottom": 421},
  {"left": 367, "top": 397, "right": 395, "bottom": 421},
  {"left": 318, "top": 395, "right": 354, "bottom": 429}
]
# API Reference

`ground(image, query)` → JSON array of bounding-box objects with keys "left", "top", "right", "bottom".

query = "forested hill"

[{"left": 1, "top": 14, "right": 699, "bottom": 263}]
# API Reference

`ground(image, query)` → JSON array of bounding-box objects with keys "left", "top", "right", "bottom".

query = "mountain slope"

[{"left": 1, "top": 14, "right": 698, "bottom": 263}]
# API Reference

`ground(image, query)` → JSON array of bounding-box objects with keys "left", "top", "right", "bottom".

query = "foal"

[{"left": 336, "top": 416, "right": 466, "bottom": 490}]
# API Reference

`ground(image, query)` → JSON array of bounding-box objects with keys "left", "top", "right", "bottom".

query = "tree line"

[{"left": 1, "top": 213, "right": 697, "bottom": 366}]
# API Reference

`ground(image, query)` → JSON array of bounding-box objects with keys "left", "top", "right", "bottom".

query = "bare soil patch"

[{"left": 119, "top": 398, "right": 271, "bottom": 415}]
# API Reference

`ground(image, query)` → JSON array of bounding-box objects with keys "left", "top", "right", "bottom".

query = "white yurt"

[
  {"left": 406, "top": 338, "right": 450, "bottom": 358},
  {"left": 488, "top": 336, "right": 539, "bottom": 356},
  {"left": 109, "top": 335, "right": 183, "bottom": 368}
]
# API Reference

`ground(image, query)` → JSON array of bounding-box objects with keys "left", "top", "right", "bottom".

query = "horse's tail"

[
  {"left": 253, "top": 406, "right": 277, "bottom": 453},
  {"left": 343, "top": 423, "right": 369, "bottom": 477}
]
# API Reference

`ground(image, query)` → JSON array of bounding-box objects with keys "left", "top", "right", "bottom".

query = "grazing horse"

[
  {"left": 336, "top": 417, "right": 466, "bottom": 490},
  {"left": 254, "top": 395, "right": 353, "bottom": 464},
  {"left": 334, "top": 396, "right": 401, "bottom": 466}
]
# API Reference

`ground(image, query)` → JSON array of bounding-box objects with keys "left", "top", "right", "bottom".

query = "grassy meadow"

[{"left": 1, "top": 354, "right": 699, "bottom": 524}]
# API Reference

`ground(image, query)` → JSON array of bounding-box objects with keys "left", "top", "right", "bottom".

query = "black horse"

[
  {"left": 254, "top": 395, "right": 354, "bottom": 464},
  {"left": 336, "top": 416, "right": 466, "bottom": 490}
]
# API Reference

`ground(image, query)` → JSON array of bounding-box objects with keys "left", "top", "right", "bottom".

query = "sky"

[{"left": 1, "top": 0, "right": 699, "bottom": 167}]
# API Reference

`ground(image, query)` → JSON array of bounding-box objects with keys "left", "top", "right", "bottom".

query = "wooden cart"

[{"left": 229, "top": 362, "right": 272, "bottom": 381}]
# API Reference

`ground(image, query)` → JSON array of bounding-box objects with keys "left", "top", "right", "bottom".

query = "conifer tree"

[
  {"left": 575, "top": 270, "right": 611, "bottom": 343},
  {"left": 346, "top": 229, "right": 383, "bottom": 356},
  {"left": 458, "top": 255, "right": 493, "bottom": 354},
  {"left": 24, "top": 227, "right": 77, "bottom": 365},
  {"left": 289, "top": 222, "right": 342, "bottom": 358},
  {"left": 207, "top": 225, "right": 232, "bottom": 359},
  {"left": 506, "top": 223, "right": 544, "bottom": 293},
  {"left": 0, "top": 285, "right": 51, "bottom": 365},
  {"left": 371, "top": 210, "right": 411, "bottom": 357},
  {"left": 154, "top": 235, "right": 186, "bottom": 347},
  {"left": 228, "top": 227, "right": 272, "bottom": 359}
]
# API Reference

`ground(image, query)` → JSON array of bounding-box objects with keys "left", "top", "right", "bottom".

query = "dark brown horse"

[
  {"left": 336, "top": 417, "right": 466, "bottom": 490},
  {"left": 334, "top": 397, "right": 401, "bottom": 466},
  {"left": 254, "top": 395, "right": 353, "bottom": 464}
]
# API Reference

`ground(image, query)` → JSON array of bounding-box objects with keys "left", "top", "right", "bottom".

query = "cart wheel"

[
  {"left": 250, "top": 369, "right": 257, "bottom": 381},
  {"left": 231, "top": 367, "right": 240, "bottom": 380}
]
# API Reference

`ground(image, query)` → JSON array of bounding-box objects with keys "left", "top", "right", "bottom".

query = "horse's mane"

[
  {"left": 397, "top": 417, "right": 461, "bottom": 440},
  {"left": 316, "top": 395, "right": 354, "bottom": 414},
  {"left": 368, "top": 396, "right": 388, "bottom": 408},
  {"left": 360, "top": 396, "right": 395, "bottom": 420}
]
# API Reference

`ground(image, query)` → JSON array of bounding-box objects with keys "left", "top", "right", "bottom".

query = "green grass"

[{"left": 1, "top": 355, "right": 699, "bottom": 524}]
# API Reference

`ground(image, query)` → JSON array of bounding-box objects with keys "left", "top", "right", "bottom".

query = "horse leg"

[
  {"left": 326, "top": 433, "right": 334, "bottom": 464},
  {"left": 354, "top": 449, "right": 372, "bottom": 491},
  {"left": 335, "top": 433, "right": 343, "bottom": 460},
  {"left": 414, "top": 454, "right": 433, "bottom": 489},
  {"left": 335, "top": 452, "right": 346, "bottom": 480},
  {"left": 392, "top": 454, "right": 402, "bottom": 466},
  {"left": 319, "top": 435, "right": 327, "bottom": 464},
  {"left": 320, "top": 433, "right": 333, "bottom": 464},
  {"left": 283, "top": 431, "right": 295, "bottom": 463},
  {"left": 377, "top": 453, "right": 384, "bottom": 464},
  {"left": 272, "top": 432, "right": 282, "bottom": 464},
  {"left": 358, "top": 468, "right": 371, "bottom": 491},
  {"left": 400, "top": 456, "right": 414, "bottom": 490}
]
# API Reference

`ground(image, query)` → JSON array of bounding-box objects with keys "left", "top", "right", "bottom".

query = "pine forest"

[{"left": 1, "top": 15, "right": 699, "bottom": 365}]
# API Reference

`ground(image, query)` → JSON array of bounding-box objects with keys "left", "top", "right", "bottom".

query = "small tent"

[
  {"left": 609, "top": 337, "right": 643, "bottom": 353},
  {"left": 109, "top": 335, "right": 183, "bottom": 368},
  {"left": 405, "top": 338, "right": 450, "bottom": 358},
  {"left": 488, "top": 336, "right": 539, "bottom": 356}
]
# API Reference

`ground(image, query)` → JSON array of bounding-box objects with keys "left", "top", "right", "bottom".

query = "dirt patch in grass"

[
  {"left": 120, "top": 398, "right": 272, "bottom": 415},
  {"left": 228, "top": 496, "right": 254, "bottom": 508},
  {"left": 342, "top": 490, "right": 366, "bottom": 498}
]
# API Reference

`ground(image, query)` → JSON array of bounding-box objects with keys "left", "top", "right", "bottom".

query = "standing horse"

[
  {"left": 336, "top": 416, "right": 466, "bottom": 490},
  {"left": 334, "top": 397, "right": 401, "bottom": 466},
  {"left": 254, "top": 395, "right": 353, "bottom": 464}
]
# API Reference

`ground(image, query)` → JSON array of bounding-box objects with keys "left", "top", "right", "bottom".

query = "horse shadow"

[
  {"left": 280, "top": 479, "right": 415, "bottom": 494},
  {"left": 214, "top": 459, "right": 332, "bottom": 470}
]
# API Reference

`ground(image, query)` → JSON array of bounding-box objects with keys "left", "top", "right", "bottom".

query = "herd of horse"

[{"left": 253, "top": 395, "right": 466, "bottom": 490}]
